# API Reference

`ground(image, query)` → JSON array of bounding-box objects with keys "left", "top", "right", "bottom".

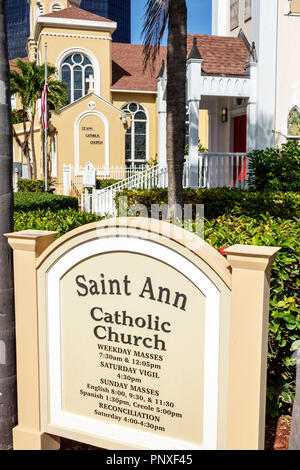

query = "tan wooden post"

[
  {"left": 225, "top": 244, "right": 280, "bottom": 450},
  {"left": 5, "top": 230, "right": 60, "bottom": 450}
]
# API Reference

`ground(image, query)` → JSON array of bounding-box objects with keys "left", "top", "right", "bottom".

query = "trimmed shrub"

[
  {"left": 14, "top": 192, "right": 78, "bottom": 212},
  {"left": 96, "top": 179, "right": 119, "bottom": 190},
  {"left": 115, "top": 188, "right": 300, "bottom": 221},
  {"left": 248, "top": 140, "right": 300, "bottom": 192},
  {"left": 14, "top": 208, "right": 104, "bottom": 237},
  {"left": 17, "top": 179, "right": 45, "bottom": 192},
  {"left": 205, "top": 214, "right": 300, "bottom": 417}
]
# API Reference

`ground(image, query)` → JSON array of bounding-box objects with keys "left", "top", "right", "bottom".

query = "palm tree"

[
  {"left": 0, "top": 0, "right": 17, "bottom": 450},
  {"left": 10, "top": 60, "right": 67, "bottom": 180},
  {"left": 142, "top": 0, "right": 187, "bottom": 221}
]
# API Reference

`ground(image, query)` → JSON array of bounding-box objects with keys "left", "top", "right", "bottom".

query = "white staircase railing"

[
  {"left": 81, "top": 164, "right": 168, "bottom": 216},
  {"left": 80, "top": 153, "right": 248, "bottom": 215}
]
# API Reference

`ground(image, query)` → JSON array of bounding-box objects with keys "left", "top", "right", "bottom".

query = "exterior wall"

[
  {"left": 275, "top": 0, "right": 300, "bottom": 145},
  {"left": 199, "top": 110, "right": 209, "bottom": 150},
  {"left": 212, "top": 0, "right": 252, "bottom": 40},
  {"left": 112, "top": 92, "right": 159, "bottom": 164},
  {"left": 37, "top": 25, "right": 113, "bottom": 102},
  {"left": 51, "top": 93, "right": 127, "bottom": 193}
]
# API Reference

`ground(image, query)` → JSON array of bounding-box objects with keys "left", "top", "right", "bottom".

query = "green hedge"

[
  {"left": 17, "top": 179, "right": 45, "bottom": 193},
  {"left": 248, "top": 140, "right": 300, "bottom": 192},
  {"left": 96, "top": 178, "right": 119, "bottom": 190},
  {"left": 14, "top": 208, "right": 103, "bottom": 236},
  {"left": 14, "top": 192, "right": 78, "bottom": 212},
  {"left": 115, "top": 188, "right": 300, "bottom": 220},
  {"left": 204, "top": 213, "right": 300, "bottom": 417}
]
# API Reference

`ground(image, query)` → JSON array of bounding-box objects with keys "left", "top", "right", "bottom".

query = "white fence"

[
  {"left": 63, "top": 164, "right": 148, "bottom": 197},
  {"left": 79, "top": 153, "right": 248, "bottom": 215},
  {"left": 81, "top": 165, "right": 168, "bottom": 216}
]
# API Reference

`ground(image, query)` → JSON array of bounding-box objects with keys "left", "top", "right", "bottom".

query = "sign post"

[{"left": 5, "top": 219, "right": 280, "bottom": 450}]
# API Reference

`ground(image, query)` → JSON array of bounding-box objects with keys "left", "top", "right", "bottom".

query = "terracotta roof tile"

[
  {"left": 112, "top": 34, "right": 250, "bottom": 91},
  {"left": 189, "top": 35, "right": 250, "bottom": 76},
  {"left": 111, "top": 43, "right": 167, "bottom": 92},
  {"left": 9, "top": 57, "right": 29, "bottom": 72},
  {"left": 41, "top": 6, "right": 113, "bottom": 23}
]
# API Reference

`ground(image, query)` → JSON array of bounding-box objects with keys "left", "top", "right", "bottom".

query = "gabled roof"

[
  {"left": 41, "top": 6, "right": 113, "bottom": 23},
  {"left": 111, "top": 34, "right": 250, "bottom": 92},
  {"left": 9, "top": 57, "right": 29, "bottom": 72},
  {"left": 9, "top": 34, "right": 250, "bottom": 94},
  {"left": 111, "top": 44, "right": 167, "bottom": 92},
  {"left": 188, "top": 35, "right": 249, "bottom": 77}
]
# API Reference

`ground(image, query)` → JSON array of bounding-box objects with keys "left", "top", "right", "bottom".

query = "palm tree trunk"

[
  {"left": 166, "top": 0, "right": 187, "bottom": 222},
  {"left": 0, "top": 0, "right": 17, "bottom": 450}
]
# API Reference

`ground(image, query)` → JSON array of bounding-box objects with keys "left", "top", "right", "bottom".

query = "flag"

[{"left": 41, "top": 83, "right": 48, "bottom": 130}]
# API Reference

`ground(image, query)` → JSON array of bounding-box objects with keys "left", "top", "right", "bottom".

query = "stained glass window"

[
  {"left": 122, "top": 103, "right": 148, "bottom": 168},
  {"left": 60, "top": 53, "right": 94, "bottom": 104},
  {"left": 287, "top": 107, "right": 300, "bottom": 137}
]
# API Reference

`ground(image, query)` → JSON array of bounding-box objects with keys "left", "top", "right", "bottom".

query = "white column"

[
  {"left": 157, "top": 74, "right": 167, "bottom": 169},
  {"left": 246, "top": 60, "right": 258, "bottom": 153},
  {"left": 187, "top": 56, "right": 202, "bottom": 188},
  {"left": 251, "top": 0, "right": 278, "bottom": 149}
]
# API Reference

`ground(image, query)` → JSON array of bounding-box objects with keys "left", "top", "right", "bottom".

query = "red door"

[{"left": 233, "top": 115, "right": 247, "bottom": 185}]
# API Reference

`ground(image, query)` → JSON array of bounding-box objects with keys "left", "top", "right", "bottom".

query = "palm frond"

[{"left": 142, "top": 0, "right": 170, "bottom": 72}]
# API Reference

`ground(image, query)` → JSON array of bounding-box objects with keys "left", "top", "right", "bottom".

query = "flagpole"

[{"left": 44, "top": 43, "right": 48, "bottom": 192}]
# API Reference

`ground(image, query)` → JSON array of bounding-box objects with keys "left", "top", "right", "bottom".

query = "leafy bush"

[
  {"left": 205, "top": 214, "right": 300, "bottom": 417},
  {"left": 115, "top": 188, "right": 300, "bottom": 221},
  {"left": 248, "top": 140, "right": 300, "bottom": 192},
  {"left": 14, "top": 208, "right": 103, "bottom": 237},
  {"left": 17, "top": 179, "right": 45, "bottom": 192},
  {"left": 14, "top": 192, "right": 78, "bottom": 212},
  {"left": 96, "top": 178, "right": 119, "bottom": 190}
]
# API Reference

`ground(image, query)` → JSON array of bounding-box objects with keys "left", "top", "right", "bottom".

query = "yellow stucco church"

[{"left": 11, "top": 0, "right": 208, "bottom": 195}]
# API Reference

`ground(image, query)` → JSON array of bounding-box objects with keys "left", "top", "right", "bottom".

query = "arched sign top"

[{"left": 37, "top": 217, "right": 232, "bottom": 290}]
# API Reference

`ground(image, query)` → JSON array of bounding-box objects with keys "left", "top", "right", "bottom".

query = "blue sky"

[{"left": 131, "top": 0, "right": 212, "bottom": 45}]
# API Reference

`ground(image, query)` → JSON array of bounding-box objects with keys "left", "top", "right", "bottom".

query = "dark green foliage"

[
  {"left": 115, "top": 187, "right": 300, "bottom": 220},
  {"left": 96, "top": 179, "right": 119, "bottom": 190},
  {"left": 14, "top": 209, "right": 104, "bottom": 237},
  {"left": 248, "top": 140, "right": 300, "bottom": 192},
  {"left": 11, "top": 109, "right": 27, "bottom": 124},
  {"left": 204, "top": 214, "right": 300, "bottom": 417},
  {"left": 17, "top": 179, "right": 45, "bottom": 192},
  {"left": 14, "top": 192, "right": 78, "bottom": 212}
]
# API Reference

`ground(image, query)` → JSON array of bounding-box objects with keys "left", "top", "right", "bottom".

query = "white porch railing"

[
  {"left": 80, "top": 153, "right": 248, "bottom": 215},
  {"left": 196, "top": 153, "right": 248, "bottom": 189}
]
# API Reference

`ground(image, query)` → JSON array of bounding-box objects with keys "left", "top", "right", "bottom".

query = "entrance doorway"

[{"left": 233, "top": 115, "right": 247, "bottom": 186}]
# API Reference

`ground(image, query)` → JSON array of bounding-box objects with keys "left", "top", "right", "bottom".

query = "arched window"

[
  {"left": 122, "top": 103, "right": 148, "bottom": 168},
  {"left": 61, "top": 53, "right": 94, "bottom": 103},
  {"left": 287, "top": 106, "right": 300, "bottom": 137}
]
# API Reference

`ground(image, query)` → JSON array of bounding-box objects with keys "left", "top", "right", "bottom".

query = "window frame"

[
  {"left": 60, "top": 53, "right": 95, "bottom": 104},
  {"left": 122, "top": 102, "right": 149, "bottom": 169}
]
